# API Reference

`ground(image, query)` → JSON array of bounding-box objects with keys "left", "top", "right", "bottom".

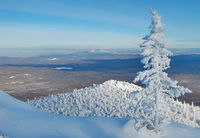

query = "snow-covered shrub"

[
  {"left": 29, "top": 80, "right": 142, "bottom": 118},
  {"left": 168, "top": 99, "right": 200, "bottom": 128}
]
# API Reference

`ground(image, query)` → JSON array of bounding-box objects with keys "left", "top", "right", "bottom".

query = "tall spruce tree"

[{"left": 134, "top": 8, "right": 191, "bottom": 131}]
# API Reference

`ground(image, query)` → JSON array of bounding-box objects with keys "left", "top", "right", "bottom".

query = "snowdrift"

[{"left": 30, "top": 80, "right": 200, "bottom": 128}]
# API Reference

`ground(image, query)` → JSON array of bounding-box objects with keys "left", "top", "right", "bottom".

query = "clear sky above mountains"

[{"left": 0, "top": 0, "right": 199, "bottom": 49}]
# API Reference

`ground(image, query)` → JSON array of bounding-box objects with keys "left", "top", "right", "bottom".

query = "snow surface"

[
  {"left": 30, "top": 80, "right": 200, "bottom": 128},
  {"left": 54, "top": 67, "right": 73, "bottom": 70},
  {"left": 0, "top": 84, "right": 200, "bottom": 137},
  {"left": 47, "top": 58, "right": 59, "bottom": 61}
]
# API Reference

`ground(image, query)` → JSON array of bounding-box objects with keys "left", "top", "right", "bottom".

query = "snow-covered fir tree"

[{"left": 133, "top": 8, "right": 191, "bottom": 132}]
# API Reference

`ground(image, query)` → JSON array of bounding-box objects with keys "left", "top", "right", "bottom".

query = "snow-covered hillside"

[
  {"left": 1, "top": 89, "right": 200, "bottom": 138},
  {"left": 29, "top": 80, "right": 200, "bottom": 128},
  {"left": 0, "top": 89, "right": 131, "bottom": 138},
  {"left": 29, "top": 80, "right": 142, "bottom": 118}
]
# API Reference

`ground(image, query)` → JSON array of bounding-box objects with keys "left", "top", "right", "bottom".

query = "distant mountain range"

[{"left": 0, "top": 48, "right": 200, "bottom": 58}]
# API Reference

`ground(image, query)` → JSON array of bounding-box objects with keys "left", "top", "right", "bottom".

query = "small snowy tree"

[{"left": 134, "top": 8, "right": 191, "bottom": 132}]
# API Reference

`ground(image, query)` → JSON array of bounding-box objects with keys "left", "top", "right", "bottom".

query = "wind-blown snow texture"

[{"left": 29, "top": 80, "right": 200, "bottom": 128}]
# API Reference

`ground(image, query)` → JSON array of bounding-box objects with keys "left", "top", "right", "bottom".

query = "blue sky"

[{"left": 0, "top": 0, "right": 200, "bottom": 49}]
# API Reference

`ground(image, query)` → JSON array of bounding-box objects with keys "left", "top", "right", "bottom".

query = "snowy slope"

[
  {"left": 1, "top": 90, "right": 200, "bottom": 138},
  {"left": 0, "top": 90, "right": 131, "bottom": 138},
  {"left": 29, "top": 80, "right": 200, "bottom": 128}
]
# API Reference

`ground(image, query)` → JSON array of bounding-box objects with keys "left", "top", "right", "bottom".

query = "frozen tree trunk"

[{"left": 154, "top": 88, "right": 159, "bottom": 131}]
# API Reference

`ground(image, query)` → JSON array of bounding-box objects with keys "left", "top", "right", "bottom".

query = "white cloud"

[{"left": 0, "top": 26, "right": 141, "bottom": 48}]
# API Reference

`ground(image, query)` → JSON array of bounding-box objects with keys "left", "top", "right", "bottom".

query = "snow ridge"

[{"left": 29, "top": 80, "right": 200, "bottom": 128}]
